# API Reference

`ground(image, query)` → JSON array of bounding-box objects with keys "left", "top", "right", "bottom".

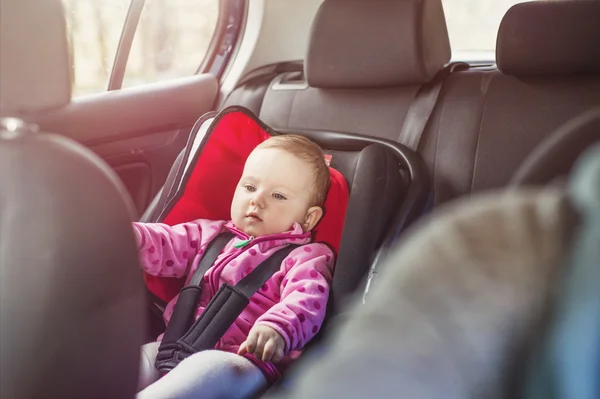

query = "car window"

[
  {"left": 121, "top": 0, "right": 219, "bottom": 88},
  {"left": 62, "top": 0, "right": 129, "bottom": 96},
  {"left": 443, "top": 0, "right": 535, "bottom": 61},
  {"left": 62, "top": 0, "right": 231, "bottom": 97}
]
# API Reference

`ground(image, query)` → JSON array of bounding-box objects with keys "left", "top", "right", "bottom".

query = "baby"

[{"left": 134, "top": 135, "right": 335, "bottom": 399}]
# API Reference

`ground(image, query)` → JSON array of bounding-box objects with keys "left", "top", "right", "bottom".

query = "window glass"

[
  {"left": 443, "top": 0, "right": 534, "bottom": 61},
  {"left": 62, "top": 0, "right": 130, "bottom": 96},
  {"left": 121, "top": 0, "right": 220, "bottom": 88}
]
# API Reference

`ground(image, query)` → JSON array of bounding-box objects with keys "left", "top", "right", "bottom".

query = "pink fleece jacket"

[{"left": 133, "top": 219, "right": 334, "bottom": 382}]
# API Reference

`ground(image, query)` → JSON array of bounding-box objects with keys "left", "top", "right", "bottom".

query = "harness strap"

[
  {"left": 160, "top": 231, "right": 235, "bottom": 345},
  {"left": 156, "top": 229, "right": 300, "bottom": 373},
  {"left": 176, "top": 244, "right": 299, "bottom": 355}
]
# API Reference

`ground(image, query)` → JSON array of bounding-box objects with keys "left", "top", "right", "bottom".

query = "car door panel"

[{"left": 35, "top": 74, "right": 218, "bottom": 216}]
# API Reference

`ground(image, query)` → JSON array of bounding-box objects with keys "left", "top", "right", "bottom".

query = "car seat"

[
  {"left": 0, "top": 0, "right": 146, "bottom": 398},
  {"left": 139, "top": 105, "right": 430, "bottom": 341}
]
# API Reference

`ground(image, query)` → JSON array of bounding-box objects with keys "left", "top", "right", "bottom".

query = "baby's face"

[{"left": 231, "top": 147, "right": 320, "bottom": 237}]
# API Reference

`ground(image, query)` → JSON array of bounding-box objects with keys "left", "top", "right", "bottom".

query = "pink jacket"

[{"left": 133, "top": 219, "right": 334, "bottom": 381}]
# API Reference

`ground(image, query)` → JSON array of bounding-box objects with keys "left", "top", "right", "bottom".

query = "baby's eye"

[
  {"left": 272, "top": 193, "right": 287, "bottom": 200},
  {"left": 244, "top": 184, "right": 256, "bottom": 192}
]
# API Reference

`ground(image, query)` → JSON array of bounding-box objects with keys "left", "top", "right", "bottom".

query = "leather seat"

[
  {"left": 222, "top": 0, "right": 452, "bottom": 141},
  {"left": 421, "top": 0, "right": 600, "bottom": 204},
  {"left": 0, "top": 1, "right": 145, "bottom": 398}
]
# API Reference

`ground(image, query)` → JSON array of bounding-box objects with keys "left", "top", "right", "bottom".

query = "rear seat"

[
  {"left": 223, "top": 0, "right": 452, "bottom": 141},
  {"left": 223, "top": 0, "right": 600, "bottom": 206},
  {"left": 422, "top": 0, "right": 600, "bottom": 204}
]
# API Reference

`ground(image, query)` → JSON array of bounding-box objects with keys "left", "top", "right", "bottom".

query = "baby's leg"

[
  {"left": 136, "top": 350, "right": 267, "bottom": 399},
  {"left": 137, "top": 342, "right": 161, "bottom": 391}
]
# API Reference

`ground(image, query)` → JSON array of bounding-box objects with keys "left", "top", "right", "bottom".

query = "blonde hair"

[{"left": 256, "top": 134, "right": 330, "bottom": 206}]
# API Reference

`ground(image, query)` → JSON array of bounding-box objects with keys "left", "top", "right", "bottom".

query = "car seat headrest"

[
  {"left": 0, "top": 0, "right": 71, "bottom": 117},
  {"left": 305, "top": 0, "right": 451, "bottom": 89},
  {"left": 496, "top": 0, "right": 600, "bottom": 76}
]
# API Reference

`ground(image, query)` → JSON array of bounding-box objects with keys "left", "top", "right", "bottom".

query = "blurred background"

[{"left": 62, "top": 0, "right": 524, "bottom": 97}]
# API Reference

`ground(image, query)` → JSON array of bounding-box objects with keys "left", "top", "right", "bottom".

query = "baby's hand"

[{"left": 238, "top": 325, "right": 285, "bottom": 363}]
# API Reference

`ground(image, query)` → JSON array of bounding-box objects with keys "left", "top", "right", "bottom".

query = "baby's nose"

[{"left": 250, "top": 192, "right": 265, "bottom": 208}]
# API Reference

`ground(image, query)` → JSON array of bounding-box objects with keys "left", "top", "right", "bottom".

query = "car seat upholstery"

[
  {"left": 422, "top": 0, "right": 600, "bottom": 204},
  {"left": 265, "top": 184, "right": 578, "bottom": 399},
  {"left": 0, "top": 1, "right": 145, "bottom": 398}
]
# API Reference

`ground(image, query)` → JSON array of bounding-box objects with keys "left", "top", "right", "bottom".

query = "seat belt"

[
  {"left": 363, "top": 62, "right": 469, "bottom": 306},
  {"left": 156, "top": 231, "right": 299, "bottom": 374},
  {"left": 399, "top": 62, "right": 469, "bottom": 152},
  {"left": 398, "top": 61, "right": 470, "bottom": 213}
]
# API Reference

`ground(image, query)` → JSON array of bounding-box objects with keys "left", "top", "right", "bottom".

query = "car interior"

[{"left": 1, "top": 0, "right": 599, "bottom": 398}]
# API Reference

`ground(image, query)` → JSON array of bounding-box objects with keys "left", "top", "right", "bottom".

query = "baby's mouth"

[{"left": 246, "top": 212, "right": 262, "bottom": 222}]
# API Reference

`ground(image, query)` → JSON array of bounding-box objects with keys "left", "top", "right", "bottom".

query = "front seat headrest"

[
  {"left": 305, "top": 0, "right": 451, "bottom": 89},
  {"left": 0, "top": 0, "right": 71, "bottom": 117},
  {"left": 496, "top": 0, "right": 600, "bottom": 76}
]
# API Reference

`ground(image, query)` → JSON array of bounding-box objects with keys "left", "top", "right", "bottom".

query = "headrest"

[
  {"left": 146, "top": 107, "right": 350, "bottom": 302},
  {"left": 497, "top": 0, "right": 600, "bottom": 76},
  {"left": 305, "top": 0, "right": 451, "bottom": 89},
  {"left": 0, "top": 0, "right": 71, "bottom": 117}
]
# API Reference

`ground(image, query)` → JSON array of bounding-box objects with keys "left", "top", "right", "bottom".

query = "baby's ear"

[{"left": 303, "top": 206, "right": 324, "bottom": 232}]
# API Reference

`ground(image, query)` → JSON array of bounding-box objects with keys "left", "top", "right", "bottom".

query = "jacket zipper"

[{"left": 204, "top": 227, "right": 310, "bottom": 292}]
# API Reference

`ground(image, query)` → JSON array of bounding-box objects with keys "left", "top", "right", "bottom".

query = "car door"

[{"left": 34, "top": 0, "right": 246, "bottom": 218}]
